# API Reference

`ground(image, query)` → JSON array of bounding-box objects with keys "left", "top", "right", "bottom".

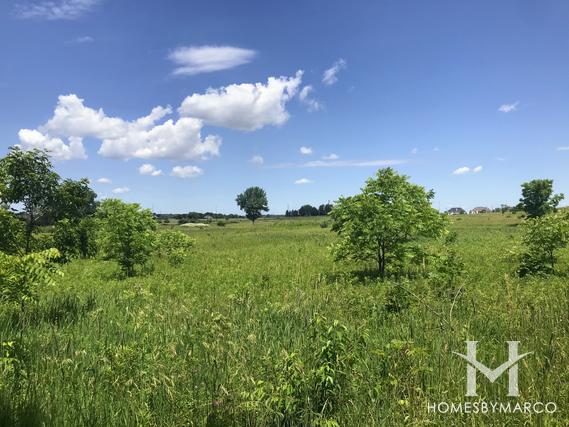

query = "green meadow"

[{"left": 1, "top": 214, "right": 567, "bottom": 426}]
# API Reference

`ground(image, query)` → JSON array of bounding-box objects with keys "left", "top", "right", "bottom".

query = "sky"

[{"left": 1, "top": 0, "right": 569, "bottom": 214}]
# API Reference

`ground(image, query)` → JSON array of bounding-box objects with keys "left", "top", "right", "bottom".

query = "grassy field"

[{"left": 1, "top": 214, "right": 568, "bottom": 426}]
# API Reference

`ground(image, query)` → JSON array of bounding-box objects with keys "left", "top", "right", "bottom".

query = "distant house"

[
  {"left": 447, "top": 207, "right": 466, "bottom": 215},
  {"left": 469, "top": 207, "right": 490, "bottom": 214}
]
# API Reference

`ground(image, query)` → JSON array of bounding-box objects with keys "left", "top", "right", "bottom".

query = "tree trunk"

[{"left": 377, "top": 244, "right": 386, "bottom": 280}]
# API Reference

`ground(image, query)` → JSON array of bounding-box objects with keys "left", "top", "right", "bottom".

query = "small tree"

[
  {"left": 330, "top": 168, "right": 447, "bottom": 279},
  {"left": 53, "top": 178, "right": 97, "bottom": 221},
  {"left": 96, "top": 199, "right": 156, "bottom": 276},
  {"left": 517, "top": 179, "right": 564, "bottom": 218},
  {"left": 155, "top": 230, "right": 196, "bottom": 266},
  {"left": 516, "top": 212, "right": 569, "bottom": 276},
  {"left": 236, "top": 186, "right": 268, "bottom": 223},
  {"left": 0, "top": 147, "right": 60, "bottom": 253},
  {"left": 0, "top": 208, "right": 24, "bottom": 254}
]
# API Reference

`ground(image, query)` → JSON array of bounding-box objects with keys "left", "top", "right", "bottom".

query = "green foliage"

[
  {"left": 236, "top": 186, "right": 269, "bottom": 223},
  {"left": 0, "top": 248, "right": 61, "bottom": 305},
  {"left": 53, "top": 178, "right": 97, "bottom": 221},
  {"left": 96, "top": 199, "right": 157, "bottom": 276},
  {"left": 0, "top": 208, "right": 24, "bottom": 254},
  {"left": 517, "top": 179, "right": 564, "bottom": 218},
  {"left": 330, "top": 168, "right": 448, "bottom": 278},
  {"left": 516, "top": 212, "right": 569, "bottom": 276},
  {"left": 155, "top": 230, "right": 195, "bottom": 266},
  {"left": 53, "top": 218, "right": 97, "bottom": 262},
  {"left": 0, "top": 147, "right": 60, "bottom": 253}
]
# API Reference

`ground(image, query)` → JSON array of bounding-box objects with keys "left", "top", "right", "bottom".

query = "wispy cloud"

[
  {"left": 15, "top": 0, "right": 101, "bottom": 20},
  {"left": 298, "top": 85, "right": 323, "bottom": 112},
  {"left": 138, "top": 163, "right": 162, "bottom": 176},
  {"left": 249, "top": 155, "right": 264, "bottom": 165},
  {"left": 96, "top": 177, "right": 111, "bottom": 184},
  {"left": 322, "top": 153, "right": 339, "bottom": 160},
  {"left": 299, "top": 146, "right": 313, "bottom": 155},
  {"left": 272, "top": 159, "right": 405, "bottom": 169},
  {"left": 322, "top": 58, "right": 347, "bottom": 85},
  {"left": 112, "top": 186, "right": 130, "bottom": 194},
  {"left": 452, "top": 165, "right": 483, "bottom": 175},
  {"left": 294, "top": 178, "right": 313, "bottom": 185},
  {"left": 170, "top": 165, "right": 203, "bottom": 178},
  {"left": 168, "top": 45, "right": 256, "bottom": 76},
  {"left": 498, "top": 101, "right": 519, "bottom": 113}
]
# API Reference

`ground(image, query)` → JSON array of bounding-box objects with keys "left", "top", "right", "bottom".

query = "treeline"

[
  {"left": 155, "top": 212, "right": 243, "bottom": 223},
  {"left": 285, "top": 203, "right": 333, "bottom": 217}
]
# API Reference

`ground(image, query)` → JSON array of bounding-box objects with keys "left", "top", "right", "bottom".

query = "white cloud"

[
  {"left": 112, "top": 186, "right": 130, "bottom": 194},
  {"left": 498, "top": 102, "right": 519, "bottom": 113},
  {"left": 472, "top": 165, "right": 483, "bottom": 173},
  {"left": 66, "top": 35, "right": 94, "bottom": 44},
  {"left": 322, "top": 58, "right": 346, "bottom": 85},
  {"left": 15, "top": 0, "right": 101, "bottom": 20},
  {"left": 178, "top": 71, "right": 303, "bottom": 131},
  {"left": 22, "top": 94, "right": 221, "bottom": 161},
  {"left": 168, "top": 45, "right": 256, "bottom": 76},
  {"left": 249, "top": 155, "right": 264, "bottom": 165},
  {"left": 17, "top": 128, "right": 87, "bottom": 160},
  {"left": 557, "top": 146, "right": 569, "bottom": 151},
  {"left": 411, "top": 147, "right": 418, "bottom": 155},
  {"left": 452, "top": 167, "right": 471, "bottom": 175},
  {"left": 272, "top": 159, "right": 405, "bottom": 168},
  {"left": 97, "top": 177, "right": 111, "bottom": 184},
  {"left": 138, "top": 163, "right": 162, "bottom": 176},
  {"left": 171, "top": 165, "right": 204, "bottom": 179},
  {"left": 294, "top": 178, "right": 313, "bottom": 185},
  {"left": 323, "top": 153, "right": 339, "bottom": 160},
  {"left": 300, "top": 146, "right": 313, "bottom": 155},
  {"left": 298, "top": 85, "right": 322, "bottom": 112}
]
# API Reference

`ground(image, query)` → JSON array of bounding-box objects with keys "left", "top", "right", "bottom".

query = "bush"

[
  {"left": 0, "top": 209, "right": 24, "bottom": 254},
  {"left": 516, "top": 212, "right": 569, "bottom": 276},
  {"left": 0, "top": 249, "right": 61, "bottom": 305},
  {"left": 53, "top": 218, "right": 97, "bottom": 262},
  {"left": 96, "top": 199, "right": 157, "bottom": 277},
  {"left": 155, "top": 230, "right": 195, "bottom": 266}
]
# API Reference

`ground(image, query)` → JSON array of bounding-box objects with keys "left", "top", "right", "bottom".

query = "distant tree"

[
  {"left": 299, "top": 204, "right": 319, "bottom": 216},
  {"left": 517, "top": 179, "right": 564, "bottom": 218},
  {"left": 96, "top": 199, "right": 157, "bottom": 276},
  {"left": 330, "top": 168, "right": 448, "bottom": 279},
  {"left": 318, "top": 203, "right": 333, "bottom": 216},
  {"left": 236, "top": 186, "right": 269, "bottom": 223},
  {"left": 0, "top": 147, "right": 60, "bottom": 253}
]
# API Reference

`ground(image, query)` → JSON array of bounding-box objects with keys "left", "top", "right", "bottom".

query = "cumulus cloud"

[
  {"left": 298, "top": 85, "right": 322, "bottom": 112},
  {"left": 453, "top": 166, "right": 483, "bottom": 175},
  {"left": 299, "top": 146, "right": 313, "bottom": 155},
  {"left": 15, "top": 0, "right": 101, "bottom": 20},
  {"left": 322, "top": 58, "right": 346, "bottom": 85},
  {"left": 168, "top": 45, "right": 256, "bottom": 76},
  {"left": 18, "top": 128, "right": 87, "bottom": 160},
  {"left": 97, "top": 177, "right": 111, "bottom": 184},
  {"left": 112, "top": 186, "right": 130, "bottom": 194},
  {"left": 20, "top": 94, "right": 221, "bottom": 161},
  {"left": 498, "top": 102, "right": 519, "bottom": 113},
  {"left": 138, "top": 163, "right": 162, "bottom": 176},
  {"left": 294, "top": 178, "right": 313, "bottom": 185},
  {"left": 323, "top": 153, "right": 339, "bottom": 160},
  {"left": 178, "top": 71, "right": 303, "bottom": 131},
  {"left": 249, "top": 155, "right": 264, "bottom": 165},
  {"left": 171, "top": 165, "right": 204, "bottom": 178}
]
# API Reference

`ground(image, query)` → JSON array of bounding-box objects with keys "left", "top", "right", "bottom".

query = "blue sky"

[{"left": 1, "top": 0, "right": 569, "bottom": 214}]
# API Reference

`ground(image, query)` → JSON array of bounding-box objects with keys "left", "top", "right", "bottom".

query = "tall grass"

[{"left": 0, "top": 214, "right": 567, "bottom": 425}]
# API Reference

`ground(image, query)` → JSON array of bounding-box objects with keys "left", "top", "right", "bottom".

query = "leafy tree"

[
  {"left": 0, "top": 147, "right": 60, "bottom": 253},
  {"left": 236, "top": 186, "right": 269, "bottom": 223},
  {"left": 517, "top": 179, "right": 564, "bottom": 218},
  {"left": 299, "top": 204, "right": 319, "bottom": 216},
  {"left": 54, "top": 178, "right": 97, "bottom": 221},
  {"left": 516, "top": 212, "right": 569, "bottom": 276},
  {"left": 96, "top": 199, "right": 157, "bottom": 276},
  {"left": 0, "top": 208, "right": 24, "bottom": 254},
  {"left": 53, "top": 218, "right": 97, "bottom": 261},
  {"left": 155, "top": 230, "right": 196, "bottom": 266},
  {"left": 330, "top": 168, "right": 448, "bottom": 279}
]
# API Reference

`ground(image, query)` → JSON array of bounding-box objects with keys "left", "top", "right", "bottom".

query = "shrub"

[
  {"left": 155, "top": 230, "right": 195, "bottom": 266},
  {"left": 516, "top": 212, "right": 569, "bottom": 276},
  {"left": 0, "top": 209, "right": 24, "bottom": 254},
  {"left": 96, "top": 199, "right": 157, "bottom": 277},
  {"left": 0, "top": 249, "right": 61, "bottom": 306},
  {"left": 53, "top": 218, "right": 97, "bottom": 262}
]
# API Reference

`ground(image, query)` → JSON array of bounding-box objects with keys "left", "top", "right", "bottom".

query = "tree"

[
  {"left": 96, "top": 199, "right": 157, "bottom": 276},
  {"left": 0, "top": 208, "right": 24, "bottom": 254},
  {"left": 516, "top": 212, "right": 569, "bottom": 276},
  {"left": 54, "top": 178, "right": 97, "bottom": 221},
  {"left": 330, "top": 168, "right": 448, "bottom": 279},
  {"left": 299, "top": 204, "right": 319, "bottom": 216},
  {"left": 236, "top": 186, "right": 269, "bottom": 223},
  {"left": 517, "top": 179, "right": 564, "bottom": 218},
  {"left": 0, "top": 147, "right": 60, "bottom": 253}
]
